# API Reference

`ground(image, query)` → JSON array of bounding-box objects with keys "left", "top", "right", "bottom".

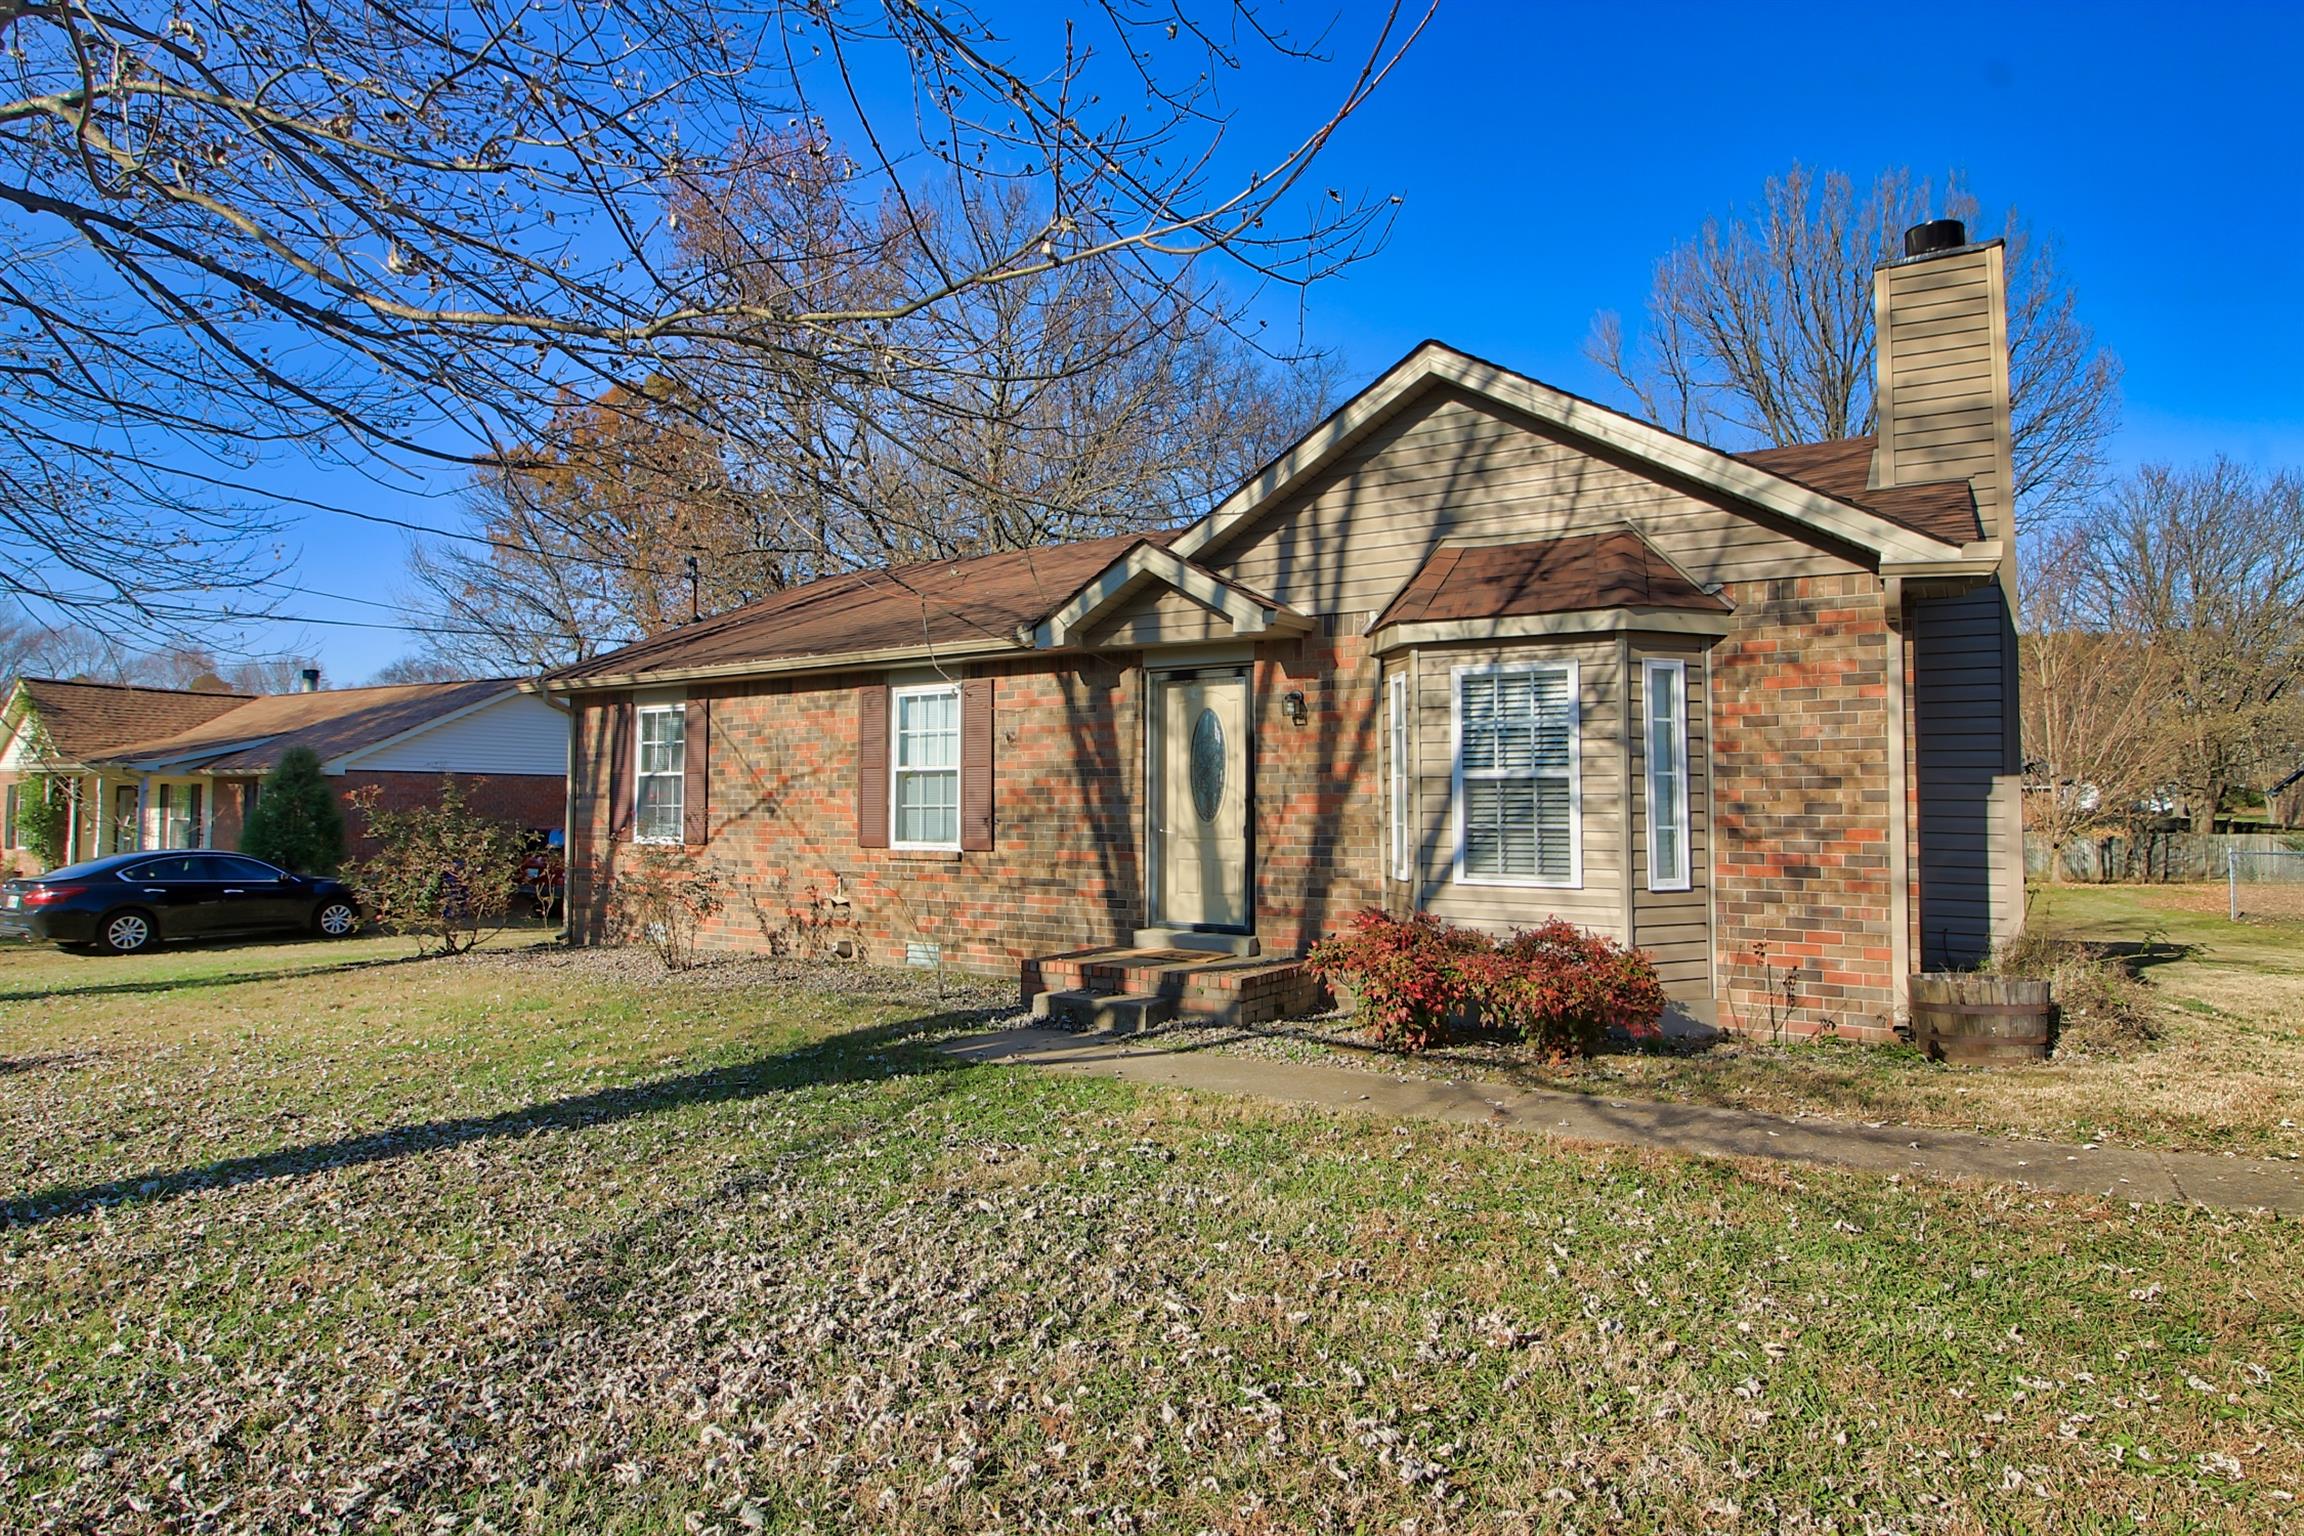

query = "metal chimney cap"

[
  {"left": 1902, "top": 218, "right": 1969, "bottom": 257},
  {"left": 297, "top": 667, "right": 321, "bottom": 692}
]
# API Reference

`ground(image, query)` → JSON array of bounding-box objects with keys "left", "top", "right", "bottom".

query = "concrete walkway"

[{"left": 943, "top": 1027, "right": 2304, "bottom": 1215}]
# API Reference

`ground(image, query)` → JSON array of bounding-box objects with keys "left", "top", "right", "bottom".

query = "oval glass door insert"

[{"left": 1188, "top": 708, "right": 1226, "bottom": 822}]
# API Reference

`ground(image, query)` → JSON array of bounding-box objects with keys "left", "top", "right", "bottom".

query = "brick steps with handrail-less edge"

[{"left": 1020, "top": 945, "right": 1325, "bottom": 1029}]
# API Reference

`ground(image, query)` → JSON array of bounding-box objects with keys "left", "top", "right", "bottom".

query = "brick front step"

[{"left": 1020, "top": 945, "right": 1326, "bottom": 1028}]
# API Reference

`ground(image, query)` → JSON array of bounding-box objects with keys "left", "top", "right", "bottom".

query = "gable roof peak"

[{"left": 1171, "top": 341, "right": 1981, "bottom": 569}]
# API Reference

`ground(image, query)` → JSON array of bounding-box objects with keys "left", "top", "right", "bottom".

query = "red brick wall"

[
  {"left": 1708, "top": 574, "right": 1901, "bottom": 1041},
  {"left": 567, "top": 658, "right": 1150, "bottom": 973},
  {"left": 1252, "top": 628, "right": 1384, "bottom": 955},
  {"left": 210, "top": 780, "right": 251, "bottom": 854},
  {"left": 561, "top": 597, "right": 1918, "bottom": 1034},
  {"left": 332, "top": 771, "right": 565, "bottom": 863}
]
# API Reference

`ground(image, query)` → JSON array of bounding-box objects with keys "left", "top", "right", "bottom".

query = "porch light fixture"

[{"left": 1282, "top": 689, "right": 1308, "bottom": 726}]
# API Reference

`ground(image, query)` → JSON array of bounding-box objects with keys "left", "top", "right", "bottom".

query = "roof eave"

[
  {"left": 1370, "top": 607, "right": 1738, "bottom": 654},
  {"left": 541, "top": 636, "right": 1033, "bottom": 694}
]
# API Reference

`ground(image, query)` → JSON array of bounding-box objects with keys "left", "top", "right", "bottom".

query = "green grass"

[
  {"left": 2, "top": 933, "right": 2300, "bottom": 1531},
  {"left": 2029, "top": 882, "right": 2304, "bottom": 974}
]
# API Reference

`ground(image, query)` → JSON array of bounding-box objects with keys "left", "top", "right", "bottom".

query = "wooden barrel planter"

[{"left": 1909, "top": 974, "right": 2056, "bottom": 1065}]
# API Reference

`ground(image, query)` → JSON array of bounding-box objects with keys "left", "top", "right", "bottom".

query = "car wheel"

[
  {"left": 314, "top": 899, "right": 359, "bottom": 939},
  {"left": 99, "top": 909, "right": 156, "bottom": 955}
]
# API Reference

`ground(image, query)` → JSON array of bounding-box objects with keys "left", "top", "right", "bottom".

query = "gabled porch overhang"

[{"left": 1030, "top": 541, "right": 1312, "bottom": 650}]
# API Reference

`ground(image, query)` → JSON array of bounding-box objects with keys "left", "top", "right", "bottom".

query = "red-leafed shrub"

[
  {"left": 1476, "top": 918, "right": 1669, "bottom": 1059},
  {"left": 1303, "top": 909, "right": 1491, "bottom": 1052},
  {"left": 1308, "top": 910, "right": 1668, "bottom": 1057}
]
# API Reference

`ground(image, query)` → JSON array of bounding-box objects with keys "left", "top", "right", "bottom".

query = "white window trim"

[
  {"left": 1386, "top": 672, "right": 1411, "bottom": 882},
  {"left": 633, "top": 702, "right": 685, "bottom": 845},
  {"left": 1450, "top": 660, "right": 1582, "bottom": 890},
  {"left": 888, "top": 681, "right": 963, "bottom": 852},
  {"left": 1643, "top": 658, "right": 1692, "bottom": 893}
]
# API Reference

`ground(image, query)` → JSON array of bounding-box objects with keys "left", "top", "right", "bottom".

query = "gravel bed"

[{"left": 454, "top": 941, "right": 1018, "bottom": 1012}]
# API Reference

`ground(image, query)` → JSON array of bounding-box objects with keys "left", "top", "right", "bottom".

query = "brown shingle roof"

[
  {"left": 11, "top": 678, "right": 253, "bottom": 762},
  {"left": 1372, "top": 530, "right": 1733, "bottom": 631},
  {"left": 103, "top": 679, "right": 517, "bottom": 772},
  {"left": 550, "top": 531, "right": 1178, "bottom": 685},
  {"left": 1734, "top": 436, "right": 1982, "bottom": 544}
]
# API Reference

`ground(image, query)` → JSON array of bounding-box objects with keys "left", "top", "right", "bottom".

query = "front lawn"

[
  {"left": 1, "top": 934, "right": 2297, "bottom": 1532},
  {"left": 1160, "top": 884, "right": 2304, "bottom": 1154}
]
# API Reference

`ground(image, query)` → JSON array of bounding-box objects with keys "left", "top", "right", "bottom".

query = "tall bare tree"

[
  {"left": 2018, "top": 525, "right": 2177, "bottom": 877},
  {"left": 408, "top": 150, "right": 1337, "bottom": 672},
  {"left": 1589, "top": 165, "right": 2123, "bottom": 527},
  {"left": 408, "top": 381, "right": 792, "bottom": 672},
  {"left": 0, "top": 1, "right": 1427, "bottom": 640},
  {"left": 368, "top": 653, "right": 477, "bottom": 686},
  {"left": 2074, "top": 460, "right": 2304, "bottom": 832}
]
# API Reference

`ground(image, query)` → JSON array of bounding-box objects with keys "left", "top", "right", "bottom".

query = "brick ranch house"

[
  {"left": 547, "top": 222, "right": 2023, "bottom": 1039},
  {"left": 1, "top": 674, "right": 568, "bottom": 874}
]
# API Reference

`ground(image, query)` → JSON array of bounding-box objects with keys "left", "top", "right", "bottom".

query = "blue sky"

[{"left": 263, "top": 0, "right": 2304, "bottom": 682}]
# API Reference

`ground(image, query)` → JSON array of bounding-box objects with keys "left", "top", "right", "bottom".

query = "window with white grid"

[
  {"left": 1453, "top": 663, "right": 1579, "bottom": 887},
  {"left": 635, "top": 704, "right": 685, "bottom": 843},
  {"left": 1387, "top": 673, "right": 1412, "bottom": 881},
  {"left": 890, "top": 684, "right": 961, "bottom": 849},
  {"left": 1644, "top": 659, "right": 1691, "bottom": 891}
]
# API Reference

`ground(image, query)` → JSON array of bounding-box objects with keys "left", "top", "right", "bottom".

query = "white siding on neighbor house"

[
  {"left": 337, "top": 691, "right": 568, "bottom": 776},
  {"left": 0, "top": 715, "right": 42, "bottom": 770}
]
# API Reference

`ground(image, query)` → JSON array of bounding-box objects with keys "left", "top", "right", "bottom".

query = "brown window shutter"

[
  {"left": 856, "top": 684, "right": 890, "bottom": 848},
  {"left": 682, "top": 696, "right": 710, "bottom": 845},
  {"left": 604, "top": 694, "right": 635, "bottom": 843},
  {"left": 960, "top": 675, "right": 994, "bottom": 852}
]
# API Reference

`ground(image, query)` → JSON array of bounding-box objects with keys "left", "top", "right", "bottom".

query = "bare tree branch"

[
  {"left": 0, "top": 0, "right": 1428, "bottom": 642},
  {"left": 1588, "top": 164, "right": 2122, "bottom": 529}
]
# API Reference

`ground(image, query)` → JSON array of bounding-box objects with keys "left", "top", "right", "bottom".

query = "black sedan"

[{"left": 0, "top": 851, "right": 361, "bottom": 955}]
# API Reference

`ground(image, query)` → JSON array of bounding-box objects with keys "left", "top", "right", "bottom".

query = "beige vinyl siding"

[
  {"left": 1628, "top": 640, "right": 1714, "bottom": 996},
  {"left": 1202, "top": 388, "right": 1866, "bottom": 617},
  {"left": 1913, "top": 588, "right": 2015, "bottom": 969},
  {"left": 1874, "top": 246, "right": 2011, "bottom": 542},
  {"left": 1082, "top": 586, "right": 1232, "bottom": 648},
  {"left": 1409, "top": 637, "right": 1623, "bottom": 938}
]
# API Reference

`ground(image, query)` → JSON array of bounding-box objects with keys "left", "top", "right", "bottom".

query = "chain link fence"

[{"left": 2226, "top": 848, "right": 2304, "bottom": 921}]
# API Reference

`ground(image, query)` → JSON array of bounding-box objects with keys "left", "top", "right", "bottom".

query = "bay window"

[
  {"left": 1387, "top": 673, "right": 1411, "bottom": 881},
  {"left": 1644, "top": 659, "right": 1691, "bottom": 891},
  {"left": 1453, "top": 662, "right": 1579, "bottom": 887}
]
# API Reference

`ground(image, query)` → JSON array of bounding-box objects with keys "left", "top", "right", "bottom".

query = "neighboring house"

[
  {"left": 544, "top": 221, "right": 2023, "bottom": 1039},
  {"left": 0, "top": 674, "right": 568, "bottom": 875}
]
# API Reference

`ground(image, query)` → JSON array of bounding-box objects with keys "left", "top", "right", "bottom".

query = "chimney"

[
  {"left": 1869, "top": 218, "right": 2014, "bottom": 546},
  {"left": 298, "top": 667, "right": 321, "bottom": 693}
]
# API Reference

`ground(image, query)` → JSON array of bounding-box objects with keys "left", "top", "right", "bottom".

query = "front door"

[{"left": 1152, "top": 672, "right": 1250, "bottom": 931}]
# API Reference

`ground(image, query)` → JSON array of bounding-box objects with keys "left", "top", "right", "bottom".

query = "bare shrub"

[
  {"left": 348, "top": 778, "right": 524, "bottom": 957},
  {"left": 1991, "top": 929, "right": 2160, "bottom": 1057},
  {"left": 609, "top": 848, "right": 728, "bottom": 972}
]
